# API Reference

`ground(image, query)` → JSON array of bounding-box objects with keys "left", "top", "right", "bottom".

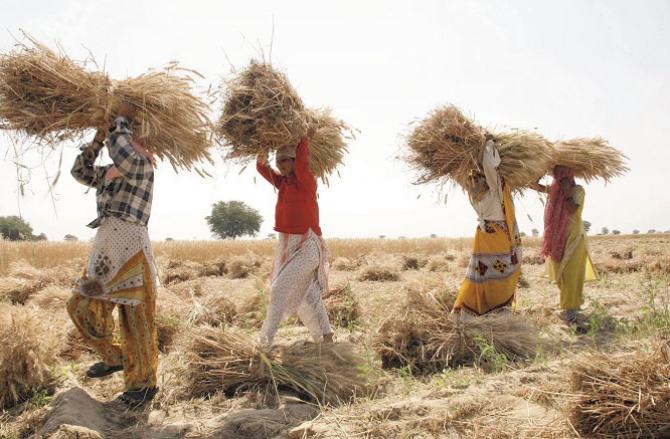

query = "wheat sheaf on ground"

[
  {"left": 0, "top": 304, "right": 59, "bottom": 409},
  {"left": 405, "top": 105, "right": 553, "bottom": 190},
  {"left": 570, "top": 341, "right": 670, "bottom": 438},
  {"left": 177, "top": 325, "right": 370, "bottom": 406},
  {"left": 215, "top": 60, "right": 353, "bottom": 181},
  {"left": 375, "top": 287, "right": 538, "bottom": 373},
  {"left": 0, "top": 32, "right": 213, "bottom": 173}
]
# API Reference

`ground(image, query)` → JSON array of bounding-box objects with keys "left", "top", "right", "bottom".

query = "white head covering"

[{"left": 276, "top": 145, "right": 297, "bottom": 160}]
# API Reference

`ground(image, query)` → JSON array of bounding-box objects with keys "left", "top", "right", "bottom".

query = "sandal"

[
  {"left": 117, "top": 387, "right": 158, "bottom": 409},
  {"left": 86, "top": 362, "right": 123, "bottom": 378}
]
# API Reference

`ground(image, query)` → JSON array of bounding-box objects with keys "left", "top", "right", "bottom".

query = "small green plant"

[
  {"left": 637, "top": 273, "right": 670, "bottom": 335},
  {"left": 473, "top": 335, "right": 508, "bottom": 373},
  {"left": 396, "top": 365, "right": 415, "bottom": 394},
  {"left": 586, "top": 300, "right": 618, "bottom": 339}
]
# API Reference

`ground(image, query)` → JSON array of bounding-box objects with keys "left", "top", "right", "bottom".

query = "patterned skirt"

[
  {"left": 76, "top": 217, "right": 158, "bottom": 306},
  {"left": 453, "top": 220, "right": 522, "bottom": 315}
]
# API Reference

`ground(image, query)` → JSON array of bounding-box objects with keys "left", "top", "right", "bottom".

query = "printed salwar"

[
  {"left": 259, "top": 230, "right": 333, "bottom": 344},
  {"left": 67, "top": 217, "right": 158, "bottom": 390}
]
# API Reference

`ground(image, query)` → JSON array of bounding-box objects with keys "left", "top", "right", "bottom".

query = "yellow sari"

[
  {"left": 454, "top": 186, "right": 522, "bottom": 315},
  {"left": 546, "top": 186, "right": 597, "bottom": 310}
]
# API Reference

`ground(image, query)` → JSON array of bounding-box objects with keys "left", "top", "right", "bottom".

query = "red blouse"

[{"left": 256, "top": 138, "right": 322, "bottom": 236}]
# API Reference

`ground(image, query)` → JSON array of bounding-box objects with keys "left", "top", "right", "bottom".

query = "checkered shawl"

[{"left": 71, "top": 117, "right": 154, "bottom": 228}]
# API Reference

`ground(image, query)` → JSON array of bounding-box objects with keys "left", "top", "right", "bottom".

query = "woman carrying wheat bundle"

[
  {"left": 66, "top": 102, "right": 160, "bottom": 409},
  {"left": 452, "top": 138, "right": 523, "bottom": 317},
  {"left": 255, "top": 126, "right": 334, "bottom": 346},
  {"left": 536, "top": 166, "right": 597, "bottom": 323}
]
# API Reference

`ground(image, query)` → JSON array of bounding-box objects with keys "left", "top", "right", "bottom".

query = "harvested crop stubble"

[
  {"left": 0, "top": 33, "right": 213, "bottom": 172},
  {"left": 215, "top": 60, "right": 352, "bottom": 181},
  {"left": 570, "top": 342, "right": 670, "bottom": 438},
  {"left": 180, "top": 326, "right": 368, "bottom": 405},
  {"left": 406, "top": 105, "right": 554, "bottom": 190},
  {"left": 375, "top": 288, "right": 538, "bottom": 373},
  {"left": 0, "top": 304, "right": 59, "bottom": 409},
  {"left": 324, "top": 284, "right": 360, "bottom": 328},
  {"left": 552, "top": 137, "right": 628, "bottom": 182}
]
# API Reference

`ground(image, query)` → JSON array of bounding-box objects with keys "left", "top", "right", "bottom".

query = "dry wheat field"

[{"left": 1, "top": 234, "right": 669, "bottom": 439}]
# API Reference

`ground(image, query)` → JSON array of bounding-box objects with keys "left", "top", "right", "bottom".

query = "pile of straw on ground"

[
  {"left": 405, "top": 105, "right": 554, "bottom": 190},
  {"left": 0, "top": 34, "right": 212, "bottom": 172},
  {"left": 180, "top": 326, "right": 368, "bottom": 405},
  {"left": 323, "top": 284, "right": 361, "bottom": 328},
  {"left": 552, "top": 137, "right": 628, "bottom": 182},
  {"left": 215, "top": 60, "right": 352, "bottom": 181},
  {"left": 570, "top": 342, "right": 670, "bottom": 438},
  {"left": 0, "top": 304, "right": 59, "bottom": 409},
  {"left": 375, "top": 287, "right": 538, "bottom": 373}
]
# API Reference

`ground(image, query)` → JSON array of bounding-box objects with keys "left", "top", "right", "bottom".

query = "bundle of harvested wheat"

[
  {"left": 180, "top": 326, "right": 368, "bottom": 405},
  {"left": 0, "top": 33, "right": 212, "bottom": 172},
  {"left": 552, "top": 137, "right": 628, "bottom": 182},
  {"left": 215, "top": 60, "right": 352, "bottom": 181},
  {"left": 571, "top": 342, "right": 670, "bottom": 438},
  {"left": 406, "top": 105, "right": 554, "bottom": 190},
  {"left": 374, "top": 287, "right": 537, "bottom": 373},
  {"left": 324, "top": 284, "right": 360, "bottom": 328},
  {"left": 0, "top": 304, "right": 59, "bottom": 409},
  {"left": 496, "top": 130, "right": 553, "bottom": 190}
]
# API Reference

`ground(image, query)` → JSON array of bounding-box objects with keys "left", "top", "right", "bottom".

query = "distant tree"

[
  {"left": 531, "top": 229, "right": 539, "bottom": 238},
  {"left": 64, "top": 234, "right": 79, "bottom": 242},
  {"left": 379, "top": 235, "right": 386, "bottom": 239},
  {"left": 430, "top": 234, "right": 438, "bottom": 238},
  {"left": 267, "top": 233, "right": 276, "bottom": 239},
  {"left": 583, "top": 221, "right": 592, "bottom": 233},
  {"left": 398, "top": 236, "right": 406, "bottom": 240},
  {"left": 632, "top": 229, "right": 640, "bottom": 235},
  {"left": 601, "top": 227, "right": 609, "bottom": 235},
  {"left": 206, "top": 201, "right": 262, "bottom": 239},
  {"left": 519, "top": 232, "right": 527, "bottom": 238},
  {"left": 612, "top": 230, "right": 621, "bottom": 235},
  {"left": 0, "top": 216, "right": 34, "bottom": 241},
  {"left": 34, "top": 233, "right": 48, "bottom": 241},
  {"left": 165, "top": 237, "right": 174, "bottom": 241},
  {"left": 648, "top": 229, "right": 656, "bottom": 234}
]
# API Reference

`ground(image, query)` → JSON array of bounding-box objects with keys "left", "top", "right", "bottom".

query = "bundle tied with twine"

[
  {"left": 179, "top": 326, "right": 370, "bottom": 405},
  {"left": 0, "top": 32, "right": 213, "bottom": 174},
  {"left": 215, "top": 60, "right": 354, "bottom": 182},
  {"left": 374, "top": 287, "right": 538, "bottom": 373},
  {"left": 570, "top": 341, "right": 670, "bottom": 438},
  {"left": 406, "top": 105, "right": 554, "bottom": 191},
  {"left": 552, "top": 137, "right": 629, "bottom": 183}
]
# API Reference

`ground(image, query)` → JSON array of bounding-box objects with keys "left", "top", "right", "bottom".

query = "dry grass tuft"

[
  {"left": 359, "top": 266, "right": 400, "bottom": 282},
  {"left": 227, "top": 253, "right": 262, "bottom": 279},
  {"left": 331, "top": 256, "right": 359, "bottom": 271},
  {"left": 27, "top": 285, "right": 71, "bottom": 309},
  {"left": 552, "top": 137, "right": 629, "bottom": 183},
  {"left": 186, "top": 294, "right": 237, "bottom": 327},
  {"left": 0, "top": 304, "right": 59, "bottom": 409},
  {"left": 570, "top": 342, "right": 670, "bottom": 438},
  {"left": 375, "top": 288, "right": 537, "bottom": 373},
  {"left": 162, "top": 260, "right": 206, "bottom": 285},
  {"left": 324, "top": 284, "right": 361, "bottom": 328},
  {"left": 0, "top": 33, "right": 212, "bottom": 172},
  {"left": 215, "top": 60, "right": 352, "bottom": 181},
  {"left": 179, "top": 326, "right": 369, "bottom": 405}
]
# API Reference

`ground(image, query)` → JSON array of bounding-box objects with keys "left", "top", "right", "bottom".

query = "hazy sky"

[{"left": 1, "top": 0, "right": 669, "bottom": 241}]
